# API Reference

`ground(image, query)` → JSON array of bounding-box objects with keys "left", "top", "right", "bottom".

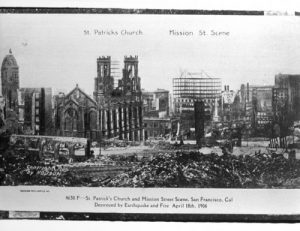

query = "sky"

[{"left": 0, "top": 14, "right": 300, "bottom": 95}]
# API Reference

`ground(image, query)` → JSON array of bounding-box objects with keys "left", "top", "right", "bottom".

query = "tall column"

[
  {"left": 140, "top": 128, "right": 144, "bottom": 141},
  {"left": 123, "top": 106, "right": 127, "bottom": 140},
  {"left": 110, "top": 109, "right": 114, "bottom": 138},
  {"left": 114, "top": 108, "right": 118, "bottom": 136},
  {"left": 138, "top": 104, "right": 144, "bottom": 141},
  {"left": 134, "top": 105, "right": 137, "bottom": 141},
  {"left": 120, "top": 107, "right": 124, "bottom": 128},
  {"left": 99, "top": 109, "right": 102, "bottom": 131},
  {"left": 122, "top": 106, "right": 126, "bottom": 140},
  {"left": 107, "top": 110, "right": 111, "bottom": 138},
  {"left": 128, "top": 105, "right": 133, "bottom": 141},
  {"left": 134, "top": 105, "right": 139, "bottom": 141},
  {"left": 126, "top": 106, "right": 130, "bottom": 131},
  {"left": 115, "top": 107, "right": 119, "bottom": 137},
  {"left": 118, "top": 106, "right": 123, "bottom": 140},
  {"left": 96, "top": 109, "right": 100, "bottom": 140},
  {"left": 133, "top": 106, "right": 136, "bottom": 129},
  {"left": 139, "top": 105, "right": 143, "bottom": 129},
  {"left": 126, "top": 106, "right": 130, "bottom": 140},
  {"left": 103, "top": 109, "right": 108, "bottom": 137},
  {"left": 98, "top": 109, "right": 103, "bottom": 140},
  {"left": 137, "top": 106, "right": 140, "bottom": 128}
]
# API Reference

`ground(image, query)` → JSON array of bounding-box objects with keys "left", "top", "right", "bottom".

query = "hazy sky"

[{"left": 0, "top": 14, "right": 300, "bottom": 95}]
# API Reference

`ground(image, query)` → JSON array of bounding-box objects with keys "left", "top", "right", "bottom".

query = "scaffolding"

[{"left": 173, "top": 71, "right": 222, "bottom": 113}]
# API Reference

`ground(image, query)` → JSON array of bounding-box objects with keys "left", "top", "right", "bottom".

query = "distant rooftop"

[
  {"left": 142, "top": 88, "right": 169, "bottom": 94},
  {"left": 175, "top": 70, "right": 221, "bottom": 80},
  {"left": 154, "top": 88, "right": 169, "bottom": 93},
  {"left": 249, "top": 84, "right": 274, "bottom": 89}
]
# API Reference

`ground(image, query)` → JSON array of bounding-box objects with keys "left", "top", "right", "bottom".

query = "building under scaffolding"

[
  {"left": 173, "top": 71, "right": 222, "bottom": 113},
  {"left": 172, "top": 71, "right": 222, "bottom": 138}
]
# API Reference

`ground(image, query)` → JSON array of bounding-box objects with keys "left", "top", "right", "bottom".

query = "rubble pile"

[
  {"left": 108, "top": 154, "right": 140, "bottom": 164},
  {"left": 13, "top": 164, "right": 72, "bottom": 186},
  {"left": 1, "top": 147, "right": 299, "bottom": 188},
  {"left": 104, "top": 151, "right": 300, "bottom": 188},
  {"left": 153, "top": 142, "right": 199, "bottom": 151},
  {"left": 0, "top": 150, "right": 138, "bottom": 186},
  {"left": 0, "top": 150, "right": 76, "bottom": 186}
]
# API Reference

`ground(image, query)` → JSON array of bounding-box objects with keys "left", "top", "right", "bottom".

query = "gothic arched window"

[{"left": 64, "top": 108, "right": 78, "bottom": 131}]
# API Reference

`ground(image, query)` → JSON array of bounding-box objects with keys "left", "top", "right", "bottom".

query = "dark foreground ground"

[{"left": 1, "top": 146, "right": 300, "bottom": 188}]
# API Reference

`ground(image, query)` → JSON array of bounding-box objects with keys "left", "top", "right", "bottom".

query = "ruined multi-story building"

[
  {"left": 54, "top": 56, "right": 143, "bottom": 142},
  {"left": 153, "top": 89, "right": 169, "bottom": 115},
  {"left": 272, "top": 87, "right": 289, "bottom": 120},
  {"left": 142, "top": 88, "right": 177, "bottom": 139},
  {"left": 251, "top": 85, "right": 273, "bottom": 129},
  {"left": 221, "top": 85, "right": 236, "bottom": 122},
  {"left": 143, "top": 117, "right": 178, "bottom": 139},
  {"left": 274, "top": 74, "right": 300, "bottom": 121},
  {"left": 232, "top": 83, "right": 273, "bottom": 125},
  {"left": 142, "top": 89, "right": 155, "bottom": 113},
  {"left": 142, "top": 88, "right": 169, "bottom": 116},
  {"left": 18, "top": 88, "right": 53, "bottom": 135}
]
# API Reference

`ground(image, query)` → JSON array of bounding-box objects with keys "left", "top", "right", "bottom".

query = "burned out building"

[
  {"left": 142, "top": 90, "right": 155, "bottom": 113},
  {"left": 142, "top": 88, "right": 169, "bottom": 116},
  {"left": 18, "top": 88, "right": 53, "bottom": 135},
  {"left": 232, "top": 83, "right": 273, "bottom": 130},
  {"left": 142, "top": 88, "right": 177, "bottom": 139},
  {"left": 143, "top": 117, "right": 178, "bottom": 139},
  {"left": 251, "top": 85, "right": 273, "bottom": 129},
  {"left": 221, "top": 85, "right": 236, "bottom": 122},
  {"left": 272, "top": 87, "right": 289, "bottom": 120},
  {"left": 232, "top": 83, "right": 252, "bottom": 122},
  {"left": 274, "top": 74, "right": 300, "bottom": 121},
  {"left": 54, "top": 56, "right": 144, "bottom": 142},
  {"left": 153, "top": 89, "right": 169, "bottom": 115}
]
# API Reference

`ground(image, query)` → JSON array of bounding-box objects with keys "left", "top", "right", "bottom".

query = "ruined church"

[{"left": 54, "top": 56, "right": 144, "bottom": 141}]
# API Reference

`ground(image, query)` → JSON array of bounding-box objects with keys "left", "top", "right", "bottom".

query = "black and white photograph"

[{"left": 0, "top": 1, "right": 300, "bottom": 222}]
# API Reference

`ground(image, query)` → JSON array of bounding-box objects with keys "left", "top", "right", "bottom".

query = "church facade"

[{"left": 54, "top": 56, "right": 144, "bottom": 142}]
